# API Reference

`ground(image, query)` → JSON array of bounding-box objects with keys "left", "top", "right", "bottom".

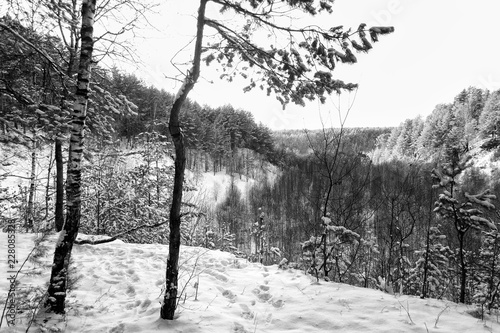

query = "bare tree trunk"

[
  {"left": 25, "top": 136, "right": 37, "bottom": 232},
  {"left": 421, "top": 187, "right": 434, "bottom": 299},
  {"left": 161, "top": 0, "right": 207, "bottom": 320},
  {"left": 46, "top": 0, "right": 95, "bottom": 314},
  {"left": 55, "top": 138, "right": 64, "bottom": 231},
  {"left": 44, "top": 143, "right": 55, "bottom": 226},
  {"left": 458, "top": 232, "right": 466, "bottom": 303}
]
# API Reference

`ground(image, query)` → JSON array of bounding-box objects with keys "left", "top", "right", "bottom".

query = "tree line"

[{"left": 375, "top": 87, "right": 500, "bottom": 161}]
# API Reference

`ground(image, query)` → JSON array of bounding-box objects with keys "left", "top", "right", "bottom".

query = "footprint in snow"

[
  {"left": 103, "top": 279, "right": 120, "bottom": 285},
  {"left": 115, "top": 249, "right": 127, "bottom": 258},
  {"left": 259, "top": 285, "right": 270, "bottom": 291},
  {"left": 217, "top": 287, "right": 237, "bottom": 302},
  {"left": 108, "top": 323, "right": 125, "bottom": 333},
  {"left": 252, "top": 288, "right": 272, "bottom": 302},
  {"left": 139, "top": 299, "right": 152, "bottom": 313},
  {"left": 215, "top": 266, "right": 226, "bottom": 273},
  {"left": 257, "top": 292, "right": 272, "bottom": 302},
  {"left": 205, "top": 268, "right": 229, "bottom": 282},
  {"left": 232, "top": 322, "right": 248, "bottom": 333},
  {"left": 239, "top": 303, "right": 254, "bottom": 320},
  {"left": 125, "top": 285, "right": 136, "bottom": 297},
  {"left": 271, "top": 299, "right": 284, "bottom": 308}
]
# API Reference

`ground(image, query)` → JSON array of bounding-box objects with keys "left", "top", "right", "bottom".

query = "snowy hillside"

[{"left": 1, "top": 233, "right": 499, "bottom": 332}]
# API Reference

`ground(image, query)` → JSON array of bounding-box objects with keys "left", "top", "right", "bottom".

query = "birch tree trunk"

[
  {"left": 46, "top": 0, "right": 96, "bottom": 314},
  {"left": 160, "top": 0, "right": 207, "bottom": 320}
]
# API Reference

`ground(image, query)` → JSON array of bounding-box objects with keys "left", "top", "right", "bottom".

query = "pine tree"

[
  {"left": 479, "top": 90, "right": 500, "bottom": 145},
  {"left": 472, "top": 229, "right": 500, "bottom": 313},
  {"left": 409, "top": 225, "right": 453, "bottom": 299},
  {"left": 432, "top": 147, "right": 497, "bottom": 303}
]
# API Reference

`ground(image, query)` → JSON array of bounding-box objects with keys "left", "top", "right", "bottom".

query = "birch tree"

[
  {"left": 161, "top": 0, "right": 394, "bottom": 319},
  {"left": 46, "top": 0, "right": 96, "bottom": 313}
]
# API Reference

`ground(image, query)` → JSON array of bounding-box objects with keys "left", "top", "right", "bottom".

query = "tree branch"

[
  {"left": 75, "top": 220, "right": 168, "bottom": 245},
  {"left": 0, "top": 22, "right": 67, "bottom": 77}
]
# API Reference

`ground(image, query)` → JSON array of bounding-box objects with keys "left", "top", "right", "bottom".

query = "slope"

[{"left": 1, "top": 233, "right": 499, "bottom": 332}]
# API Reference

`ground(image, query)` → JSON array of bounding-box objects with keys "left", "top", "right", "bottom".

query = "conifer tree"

[
  {"left": 432, "top": 147, "right": 497, "bottom": 303},
  {"left": 472, "top": 228, "right": 500, "bottom": 312},
  {"left": 409, "top": 224, "right": 453, "bottom": 299}
]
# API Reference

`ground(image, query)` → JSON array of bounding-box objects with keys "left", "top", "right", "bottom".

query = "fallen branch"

[{"left": 75, "top": 220, "right": 168, "bottom": 245}]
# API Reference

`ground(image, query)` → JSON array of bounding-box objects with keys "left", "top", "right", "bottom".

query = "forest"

[{"left": 1, "top": 0, "right": 500, "bottom": 331}]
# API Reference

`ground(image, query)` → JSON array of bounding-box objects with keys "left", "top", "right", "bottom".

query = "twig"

[
  {"left": 204, "top": 295, "right": 217, "bottom": 311},
  {"left": 194, "top": 276, "right": 199, "bottom": 301},
  {"left": 435, "top": 304, "right": 449, "bottom": 328},
  {"left": 397, "top": 299, "right": 415, "bottom": 325},
  {"left": 176, "top": 249, "right": 209, "bottom": 306},
  {"left": 25, "top": 289, "right": 48, "bottom": 333}
]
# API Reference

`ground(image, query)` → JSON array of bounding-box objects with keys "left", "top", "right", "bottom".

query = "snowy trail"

[{"left": 1, "top": 233, "right": 499, "bottom": 332}]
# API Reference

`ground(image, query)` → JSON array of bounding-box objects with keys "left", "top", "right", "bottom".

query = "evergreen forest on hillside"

[{"left": 1, "top": 1, "right": 500, "bottom": 330}]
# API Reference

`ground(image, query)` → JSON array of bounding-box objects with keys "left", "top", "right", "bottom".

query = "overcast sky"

[{"left": 124, "top": 0, "right": 500, "bottom": 130}]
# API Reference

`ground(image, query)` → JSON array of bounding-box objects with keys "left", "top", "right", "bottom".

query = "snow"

[
  {"left": 186, "top": 170, "right": 256, "bottom": 206},
  {"left": 1, "top": 233, "right": 499, "bottom": 332}
]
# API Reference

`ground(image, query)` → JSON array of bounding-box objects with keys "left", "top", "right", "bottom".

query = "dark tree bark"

[
  {"left": 25, "top": 136, "right": 37, "bottom": 232},
  {"left": 160, "top": 0, "right": 208, "bottom": 320},
  {"left": 458, "top": 232, "right": 467, "bottom": 303},
  {"left": 55, "top": 138, "right": 64, "bottom": 231},
  {"left": 46, "top": 0, "right": 96, "bottom": 314},
  {"left": 421, "top": 187, "right": 435, "bottom": 299}
]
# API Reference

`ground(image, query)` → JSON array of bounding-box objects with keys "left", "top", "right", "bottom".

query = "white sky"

[{"left": 120, "top": 0, "right": 500, "bottom": 130}]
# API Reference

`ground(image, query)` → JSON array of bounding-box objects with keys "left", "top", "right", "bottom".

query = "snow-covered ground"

[{"left": 1, "top": 233, "right": 499, "bottom": 332}]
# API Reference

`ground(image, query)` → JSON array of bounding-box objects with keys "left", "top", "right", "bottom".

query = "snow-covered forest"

[{"left": 1, "top": 0, "right": 500, "bottom": 332}]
